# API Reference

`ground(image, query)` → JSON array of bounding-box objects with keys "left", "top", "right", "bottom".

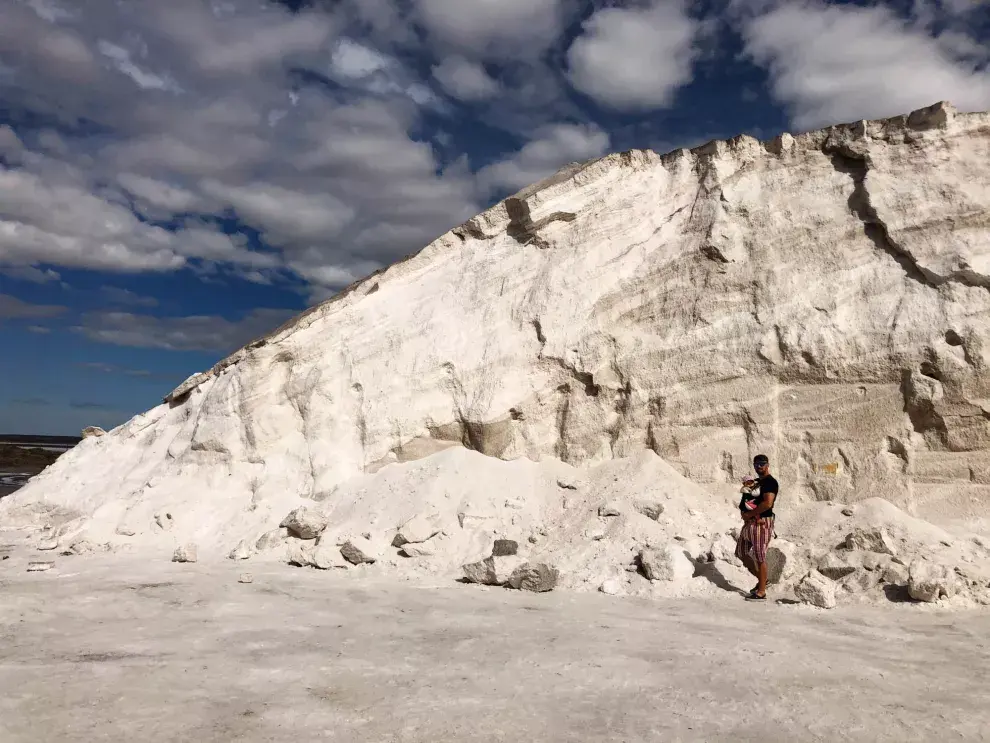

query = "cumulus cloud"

[
  {"left": 740, "top": 1, "right": 990, "bottom": 129},
  {"left": 0, "top": 0, "right": 480, "bottom": 297},
  {"left": 432, "top": 56, "right": 500, "bottom": 102},
  {"left": 74, "top": 307, "right": 298, "bottom": 352},
  {"left": 0, "top": 292, "right": 67, "bottom": 320},
  {"left": 477, "top": 123, "right": 610, "bottom": 194},
  {"left": 567, "top": 1, "right": 701, "bottom": 111},
  {"left": 413, "top": 0, "right": 567, "bottom": 56}
]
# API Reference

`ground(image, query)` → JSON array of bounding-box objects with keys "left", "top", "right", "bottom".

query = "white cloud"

[
  {"left": 117, "top": 173, "right": 204, "bottom": 217},
  {"left": 477, "top": 122, "right": 610, "bottom": 194},
  {"left": 75, "top": 307, "right": 298, "bottom": 352},
  {"left": 567, "top": 1, "right": 700, "bottom": 111},
  {"left": 414, "top": 0, "right": 566, "bottom": 56},
  {"left": 432, "top": 56, "right": 500, "bottom": 101},
  {"left": 97, "top": 40, "right": 181, "bottom": 92},
  {"left": 741, "top": 1, "right": 990, "bottom": 129},
  {"left": 199, "top": 180, "right": 356, "bottom": 247}
]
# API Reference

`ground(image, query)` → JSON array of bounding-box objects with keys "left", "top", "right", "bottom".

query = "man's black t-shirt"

[{"left": 754, "top": 475, "right": 778, "bottom": 519}]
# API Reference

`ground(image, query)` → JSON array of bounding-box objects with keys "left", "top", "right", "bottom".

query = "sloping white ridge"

[{"left": 3, "top": 102, "right": 990, "bottom": 604}]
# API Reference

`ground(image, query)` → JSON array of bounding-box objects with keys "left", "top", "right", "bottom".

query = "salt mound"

[{"left": 3, "top": 101, "right": 990, "bottom": 607}]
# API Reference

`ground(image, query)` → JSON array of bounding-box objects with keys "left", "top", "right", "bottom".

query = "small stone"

[
  {"left": 36, "top": 540, "right": 58, "bottom": 551},
  {"left": 882, "top": 563, "right": 909, "bottom": 586},
  {"left": 340, "top": 538, "right": 379, "bottom": 565},
  {"left": 839, "top": 568, "right": 881, "bottom": 594},
  {"left": 492, "top": 539, "right": 518, "bottom": 557},
  {"left": 286, "top": 540, "right": 315, "bottom": 567},
  {"left": 556, "top": 477, "right": 579, "bottom": 490},
  {"left": 154, "top": 512, "right": 174, "bottom": 532},
  {"left": 312, "top": 540, "right": 349, "bottom": 569},
  {"left": 115, "top": 526, "right": 137, "bottom": 537},
  {"left": 255, "top": 528, "right": 290, "bottom": 551},
  {"left": 638, "top": 546, "right": 694, "bottom": 582},
  {"left": 844, "top": 528, "right": 897, "bottom": 556},
  {"left": 228, "top": 540, "right": 253, "bottom": 560},
  {"left": 908, "top": 560, "right": 958, "bottom": 602},
  {"left": 818, "top": 552, "right": 857, "bottom": 580},
  {"left": 81, "top": 426, "right": 106, "bottom": 438},
  {"left": 598, "top": 502, "right": 621, "bottom": 517},
  {"left": 765, "top": 540, "right": 799, "bottom": 584},
  {"left": 940, "top": 540, "right": 953, "bottom": 547},
  {"left": 528, "top": 535, "right": 539, "bottom": 544},
  {"left": 462, "top": 555, "right": 525, "bottom": 585},
  {"left": 600, "top": 578, "right": 624, "bottom": 595},
  {"left": 279, "top": 507, "right": 329, "bottom": 540},
  {"left": 795, "top": 571, "right": 836, "bottom": 609},
  {"left": 400, "top": 541, "right": 436, "bottom": 558},
  {"left": 238, "top": 573, "right": 254, "bottom": 584},
  {"left": 27, "top": 561, "right": 54, "bottom": 572},
  {"left": 66, "top": 539, "right": 98, "bottom": 555},
  {"left": 633, "top": 500, "right": 664, "bottom": 520},
  {"left": 841, "top": 507, "right": 854, "bottom": 517},
  {"left": 508, "top": 562, "right": 559, "bottom": 592},
  {"left": 172, "top": 544, "right": 198, "bottom": 563}
]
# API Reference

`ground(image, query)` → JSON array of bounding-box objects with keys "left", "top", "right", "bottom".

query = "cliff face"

[{"left": 6, "top": 101, "right": 990, "bottom": 547}]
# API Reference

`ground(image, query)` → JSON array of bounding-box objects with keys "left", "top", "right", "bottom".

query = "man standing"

[{"left": 736, "top": 454, "right": 778, "bottom": 600}]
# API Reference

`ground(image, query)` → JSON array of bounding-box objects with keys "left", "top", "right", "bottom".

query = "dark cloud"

[
  {"left": 0, "top": 292, "right": 67, "bottom": 320},
  {"left": 73, "top": 307, "right": 297, "bottom": 352}
]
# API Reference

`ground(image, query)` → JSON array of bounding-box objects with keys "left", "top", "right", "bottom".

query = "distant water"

[{"left": 0, "top": 472, "right": 31, "bottom": 499}]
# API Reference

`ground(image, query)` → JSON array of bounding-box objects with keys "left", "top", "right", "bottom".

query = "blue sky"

[{"left": 1, "top": 0, "right": 988, "bottom": 435}]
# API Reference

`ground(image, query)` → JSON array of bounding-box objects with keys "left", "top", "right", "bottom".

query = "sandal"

[{"left": 745, "top": 592, "right": 767, "bottom": 601}]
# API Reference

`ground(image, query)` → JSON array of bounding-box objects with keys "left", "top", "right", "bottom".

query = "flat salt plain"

[{"left": 1, "top": 536, "right": 989, "bottom": 743}]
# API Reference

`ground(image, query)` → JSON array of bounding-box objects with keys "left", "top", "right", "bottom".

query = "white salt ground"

[{"left": 1, "top": 541, "right": 989, "bottom": 743}]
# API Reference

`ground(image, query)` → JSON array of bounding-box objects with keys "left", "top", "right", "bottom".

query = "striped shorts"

[{"left": 736, "top": 517, "right": 775, "bottom": 564}]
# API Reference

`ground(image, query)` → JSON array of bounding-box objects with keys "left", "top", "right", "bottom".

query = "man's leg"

[{"left": 755, "top": 559, "right": 768, "bottom": 597}]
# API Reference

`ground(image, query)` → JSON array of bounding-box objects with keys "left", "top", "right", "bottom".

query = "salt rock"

[
  {"left": 279, "top": 507, "right": 328, "bottom": 540},
  {"left": 392, "top": 512, "right": 443, "bottom": 547},
  {"left": 706, "top": 533, "right": 742, "bottom": 566},
  {"left": 255, "top": 528, "right": 290, "bottom": 551},
  {"left": 238, "top": 573, "right": 254, "bottom": 584},
  {"left": 312, "top": 540, "right": 349, "bottom": 569},
  {"left": 818, "top": 552, "right": 858, "bottom": 580},
  {"left": 908, "top": 560, "right": 958, "bottom": 602},
  {"left": 766, "top": 540, "right": 799, "bottom": 584},
  {"left": 27, "top": 561, "right": 54, "bottom": 572},
  {"left": 172, "top": 544, "right": 198, "bottom": 563},
  {"left": 228, "top": 540, "right": 253, "bottom": 560},
  {"left": 839, "top": 568, "right": 882, "bottom": 594},
  {"left": 400, "top": 541, "right": 436, "bottom": 558},
  {"left": 795, "top": 571, "right": 836, "bottom": 609},
  {"left": 639, "top": 546, "right": 694, "bottom": 582},
  {"left": 115, "top": 526, "right": 137, "bottom": 537},
  {"left": 600, "top": 579, "right": 625, "bottom": 595},
  {"left": 845, "top": 528, "right": 897, "bottom": 556},
  {"left": 462, "top": 555, "right": 524, "bottom": 586},
  {"left": 81, "top": 426, "right": 106, "bottom": 439},
  {"left": 634, "top": 500, "right": 664, "bottom": 521},
  {"left": 492, "top": 539, "right": 518, "bottom": 557},
  {"left": 340, "top": 537, "right": 378, "bottom": 565},
  {"left": 508, "top": 562, "right": 559, "bottom": 592},
  {"left": 882, "top": 563, "right": 910, "bottom": 586},
  {"left": 154, "top": 512, "right": 174, "bottom": 532},
  {"left": 286, "top": 540, "right": 315, "bottom": 567},
  {"left": 36, "top": 540, "right": 58, "bottom": 551},
  {"left": 598, "top": 502, "right": 621, "bottom": 517}
]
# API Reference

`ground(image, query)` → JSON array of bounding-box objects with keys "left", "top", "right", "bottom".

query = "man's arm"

[{"left": 743, "top": 491, "right": 776, "bottom": 521}]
